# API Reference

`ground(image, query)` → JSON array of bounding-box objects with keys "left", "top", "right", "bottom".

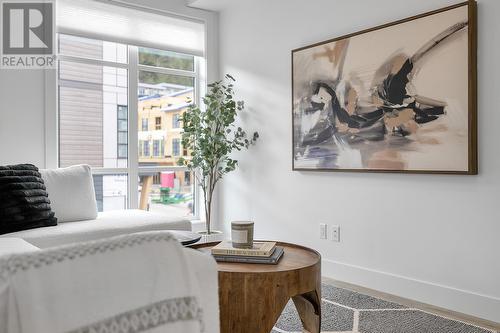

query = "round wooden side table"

[{"left": 191, "top": 241, "right": 321, "bottom": 333}]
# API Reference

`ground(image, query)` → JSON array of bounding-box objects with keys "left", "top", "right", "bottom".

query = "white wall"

[
  {"left": 0, "top": 70, "right": 46, "bottom": 166},
  {"left": 0, "top": 0, "right": 218, "bottom": 169},
  {"left": 216, "top": 0, "right": 500, "bottom": 322}
]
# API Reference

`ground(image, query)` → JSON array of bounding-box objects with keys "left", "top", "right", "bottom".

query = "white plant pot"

[{"left": 197, "top": 230, "right": 224, "bottom": 243}]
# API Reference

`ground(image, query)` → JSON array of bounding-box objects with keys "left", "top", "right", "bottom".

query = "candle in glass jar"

[{"left": 231, "top": 221, "right": 254, "bottom": 249}]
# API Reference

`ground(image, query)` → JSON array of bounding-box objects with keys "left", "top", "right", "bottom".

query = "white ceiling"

[{"left": 186, "top": 0, "right": 236, "bottom": 12}]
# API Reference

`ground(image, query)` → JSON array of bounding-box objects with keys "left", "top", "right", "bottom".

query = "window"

[
  {"left": 93, "top": 174, "right": 128, "bottom": 212},
  {"left": 143, "top": 140, "right": 150, "bottom": 157},
  {"left": 118, "top": 105, "right": 128, "bottom": 119},
  {"left": 138, "top": 140, "right": 144, "bottom": 156},
  {"left": 172, "top": 139, "right": 180, "bottom": 157},
  {"left": 172, "top": 113, "right": 180, "bottom": 129},
  {"left": 153, "top": 140, "right": 163, "bottom": 157},
  {"left": 138, "top": 51, "right": 195, "bottom": 216},
  {"left": 117, "top": 105, "right": 128, "bottom": 159},
  {"left": 141, "top": 118, "right": 148, "bottom": 131},
  {"left": 57, "top": 29, "right": 199, "bottom": 217}
]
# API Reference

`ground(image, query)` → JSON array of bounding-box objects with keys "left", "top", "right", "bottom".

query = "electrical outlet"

[
  {"left": 319, "top": 223, "right": 327, "bottom": 239},
  {"left": 331, "top": 225, "right": 340, "bottom": 242}
]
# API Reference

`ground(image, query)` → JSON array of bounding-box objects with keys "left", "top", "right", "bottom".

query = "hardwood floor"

[{"left": 322, "top": 277, "right": 500, "bottom": 332}]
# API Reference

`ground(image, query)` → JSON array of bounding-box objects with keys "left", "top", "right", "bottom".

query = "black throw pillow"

[{"left": 0, "top": 164, "right": 57, "bottom": 235}]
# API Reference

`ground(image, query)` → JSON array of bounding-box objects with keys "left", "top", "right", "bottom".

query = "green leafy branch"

[{"left": 178, "top": 74, "right": 258, "bottom": 233}]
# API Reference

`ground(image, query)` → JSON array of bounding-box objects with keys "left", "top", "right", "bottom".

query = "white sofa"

[
  {"left": 0, "top": 238, "right": 40, "bottom": 256},
  {"left": 0, "top": 165, "right": 219, "bottom": 333},
  {"left": 0, "top": 209, "right": 191, "bottom": 248},
  {"left": 0, "top": 165, "right": 191, "bottom": 248},
  {"left": 0, "top": 233, "right": 219, "bottom": 333}
]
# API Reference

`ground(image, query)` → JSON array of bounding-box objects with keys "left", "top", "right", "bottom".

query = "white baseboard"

[{"left": 322, "top": 258, "right": 500, "bottom": 323}]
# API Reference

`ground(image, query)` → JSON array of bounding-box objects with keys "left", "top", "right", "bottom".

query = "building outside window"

[
  {"left": 58, "top": 35, "right": 128, "bottom": 169},
  {"left": 155, "top": 117, "right": 162, "bottom": 130}
]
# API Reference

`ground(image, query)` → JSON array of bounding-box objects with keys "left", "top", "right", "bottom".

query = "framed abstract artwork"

[{"left": 292, "top": 1, "right": 477, "bottom": 174}]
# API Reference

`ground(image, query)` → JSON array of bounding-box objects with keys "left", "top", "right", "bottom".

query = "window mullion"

[
  {"left": 193, "top": 56, "right": 202, "bottom": 219},
  {"left": 91, "top": 167, "right": 129, "bottom": 175},
  {"left": 137, "top": 64, "right": 195, "bottom": 77},
  {"left": 128, "top": 46, "right": 139, "bottom": 209},
  {"left": 45, "top": 65, "right": 58, "bottom": 169},
  {"left": 58, "top": 54, "right": 129, "bottom": 69}
]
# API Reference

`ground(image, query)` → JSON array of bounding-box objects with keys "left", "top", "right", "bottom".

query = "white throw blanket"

[{"left": 0, "top": 231, "right": 205, "bottom": 333}]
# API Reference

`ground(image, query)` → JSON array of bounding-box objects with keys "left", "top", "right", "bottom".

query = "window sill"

[{"left": 190, "top": 219, "right": 205, "bottom": 232}]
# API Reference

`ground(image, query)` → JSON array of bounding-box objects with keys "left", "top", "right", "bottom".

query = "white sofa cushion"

[
  {"left": 0, "top": 238, "right": 40, "bottom": 257},
  {"left": 0, "top": 210, "right": 191, "bottom": 248},
  {"left": 40, "top": 165, "right": 97, "bottom": 223}
]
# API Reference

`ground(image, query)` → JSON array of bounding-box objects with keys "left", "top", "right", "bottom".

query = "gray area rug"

[{"left": 272, "top": 283, "right": 496, "bottom": 333}]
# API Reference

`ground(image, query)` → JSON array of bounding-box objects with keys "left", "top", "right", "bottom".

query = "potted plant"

[{"left": 179, "top": 74, "right": 258, "bottom": 238}]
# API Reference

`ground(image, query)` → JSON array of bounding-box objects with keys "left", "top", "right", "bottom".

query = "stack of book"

[{"left": 211, "top": 241, "right": 284, "bottom": 264}]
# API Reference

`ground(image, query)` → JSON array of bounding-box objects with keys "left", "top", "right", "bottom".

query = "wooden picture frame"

[{"left": 292, "top": 1, "right": 477, "bottom": 174}]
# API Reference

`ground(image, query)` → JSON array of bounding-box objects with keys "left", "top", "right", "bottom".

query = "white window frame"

[
  {"left": 45, "top": 1, "right": 217, "bottom": 224},
  {"left": 53, "top": 40, "right": 201, "bottom": 216},
  {"left": 47, "top": 38, "right": 204, "bottom": 219}
]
